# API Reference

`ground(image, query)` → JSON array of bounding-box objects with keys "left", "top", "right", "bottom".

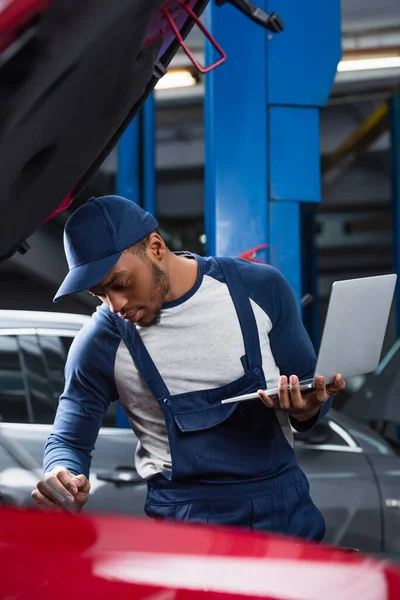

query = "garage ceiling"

[{"left": 341, "top": 0, "right": 400, "bottom": 31}]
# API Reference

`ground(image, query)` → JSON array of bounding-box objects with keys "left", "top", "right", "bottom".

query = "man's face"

[{"left": 89, "top": 238, "right": 169, "bottom": 327}]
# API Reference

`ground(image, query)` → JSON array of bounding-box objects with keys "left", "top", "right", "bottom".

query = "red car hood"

[{"left": 1, "top": 507, "right": 400, "bottom": 600}]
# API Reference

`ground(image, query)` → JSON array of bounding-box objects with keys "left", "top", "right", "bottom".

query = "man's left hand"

[{"left": 258, "top": 373, "right": 346, "bottom": 422}]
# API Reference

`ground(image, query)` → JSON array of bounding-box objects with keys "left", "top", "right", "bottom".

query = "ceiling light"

[
  {"left": 338, "top": 56, "right": 400, "bottom": 72},
  {"left": 155, "top": 70, "right": 197, "bottom": 90}
]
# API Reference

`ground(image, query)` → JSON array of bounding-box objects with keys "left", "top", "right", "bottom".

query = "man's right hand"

[{"left": 32, "top": 466, "right": 90, "bottom": 511}]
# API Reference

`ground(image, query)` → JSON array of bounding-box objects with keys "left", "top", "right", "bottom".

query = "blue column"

[
  {"left": 116, "top": 119, "right": 140, "bottom": 428},
  {"left": 391, "top": 95, "right": 400, "bottom": 338},
  {"left": 142, "top": 94, "right": 156, "bottom": 215},
  {"left": 205, "top": 0, "right": 341, "bottom": 311},
  {"left": 117, "top": 119, "right": 140, "bottom": 204},
  {"left": 117, "top": 95, "right": 156, "bottom": 213},
  {"left": 204, "top": 2, "right": 268, "bottom": 260},
  {"left": 269, "top": 201, "right": 301, "bottom": 307},
  {"left": 116, "top": 95, "right": 156, "bottom": 427},
  {"left": 268, "top": 106, "right": 321, "bottom": 306}
]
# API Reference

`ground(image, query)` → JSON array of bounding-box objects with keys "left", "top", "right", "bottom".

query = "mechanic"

[{"left": 32, "top": 195, "right": 345, "bottom": 539}]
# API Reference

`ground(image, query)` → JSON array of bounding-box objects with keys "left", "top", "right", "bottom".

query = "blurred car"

[{"left": 1, "top": 309, "right": 400, "bottom": 558}]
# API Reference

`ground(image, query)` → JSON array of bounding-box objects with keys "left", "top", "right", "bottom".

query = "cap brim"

[{"left": 53, "top": 250, "right": 124, "bottom": 302}]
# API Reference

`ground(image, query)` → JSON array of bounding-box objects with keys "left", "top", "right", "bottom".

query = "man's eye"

[{"left": 114, "top": 280, "right": 128, "bottom": 291}]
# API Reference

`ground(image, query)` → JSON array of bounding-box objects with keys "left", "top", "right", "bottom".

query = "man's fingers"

[
  {"left": 334, "top": 373, "right": 346, "bottom": 390},
  {"left": 279, "top": 375, "right": 291, "bottom": 410},
  {"left": 289, "top": 375, "right": 309, "bottom": 409},
  {"left": 326, "top": 373, "right": 346, "bottom": 396},
  {"left": 56, "top": 469, "right": 79, "bottom": 496},
  {"left": 72, "top": 474, "right": 90, "bottom": 495},
  {"left": 32, "top": 467, "right": 90, "bottom": 513},
  {"left": 258, "top": 389, "right": 278, "bottom": 409},
  {"left": 37, "top": 473, "right": 74, "bottom": 505},
  {"left": 31, "top": 489, "right": 66, "bottom": 512},
  {"left": 315, "top": 375, "right": 329, "bottom": 403},
  {"left": 31, "top": 489, "right": 57, "bottom": 508}
]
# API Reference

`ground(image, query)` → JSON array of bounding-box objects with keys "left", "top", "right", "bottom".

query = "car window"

[
  {"left": 36, "top": 333, "right": 116, "bottom": 427},
  {"left": 38, "top": 335, "right": 73, "bottom": 399},
  {"left": 0, "top": 335, "right": 30, "bottom": 423},
  {"left": 37, "top": 333, "right": 116, "bottom": 427},
  {"left": 0, "top": 331, "right": 116, "bottom": 427},
  {"left": 18, "top": 335, "right": 55, "bottom": 425}
]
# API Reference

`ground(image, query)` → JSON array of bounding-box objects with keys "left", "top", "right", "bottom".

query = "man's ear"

[{"left": 147, "top": 232, "right": 166, "bottom": 260}]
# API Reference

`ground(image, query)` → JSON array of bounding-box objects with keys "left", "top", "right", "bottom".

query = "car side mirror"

[{"left": 294, "top": 421, "right": 333, "bottom": 446}]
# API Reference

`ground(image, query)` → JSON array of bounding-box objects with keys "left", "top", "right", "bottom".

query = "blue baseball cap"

[{"left": 54, "top": 196, "right": 158, "bottom": 302}]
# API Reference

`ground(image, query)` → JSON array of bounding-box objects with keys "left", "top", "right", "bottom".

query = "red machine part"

[
  {"left": 239, "top": 243, "right": 269, "bottom": 263},
  {"left": 160, "top": 0, "right": 227, "bottom": 73},
  {"left": 144, "top": 0, "right": 226, "bottom": 73}
]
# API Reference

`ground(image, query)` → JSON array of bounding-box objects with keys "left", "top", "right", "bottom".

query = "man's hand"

[
  {"left": 32, "top": 466, "right": 90, "bottom": 512},
  {"left": 258, "top": 373, "right": 346, "bottom": 422}
]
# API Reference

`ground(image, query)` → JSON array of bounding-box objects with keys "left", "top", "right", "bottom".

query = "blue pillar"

[
  {"left": 142, "top": 94, "right": 157, "bottom": 215},
  {"left": 205, "top": 1, "right": 341, "bottom": 308},
  {"left": 391, "top": 95, "right": 400, "bottom": 338},
  {"left": 204, "top": 2, "right": 268, "bottom": 260},
  {"left": 117, "top": 119, "right": 140, "bottom": 205},
  {"left": 116, "top": 95, "right": 156, "bottom": 427},
  {"left": 269, "top": 201, "right": 301, "bottom": 304}
]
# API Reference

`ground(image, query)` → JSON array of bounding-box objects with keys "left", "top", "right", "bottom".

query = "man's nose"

[{"left": 107, "top": 292, "right": 126, "bottom": 314}]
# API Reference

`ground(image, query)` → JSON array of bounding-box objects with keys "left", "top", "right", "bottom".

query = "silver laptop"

[{"left": 221, "top": 273, "right": 397, "bottom": 404}]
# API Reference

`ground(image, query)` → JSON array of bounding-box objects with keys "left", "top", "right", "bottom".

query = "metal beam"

[
  {"left": 116, "top": 94, "right": 156, "bottom": 427},
  {"left": 204, "top": 2, "right": 268, "bottom": 259},
  {"left": 322, "top": 102, "right": 389, "bottom": 187},
  {"left": 117, "top": 119, "right": 140, "bottom": 205},
  {"left": 142, "top": 94, "right": 156, "bottom": 215}
]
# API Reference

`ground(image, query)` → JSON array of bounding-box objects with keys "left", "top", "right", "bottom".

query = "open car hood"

[{"left": 0, "top": 0, "right": 209, "bottom": 260}]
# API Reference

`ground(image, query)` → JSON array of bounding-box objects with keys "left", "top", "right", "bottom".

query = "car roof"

[
  {"left": 0, "top": 309, "right": 90, "bottom": 330},
  {"left": 0, "top": 0, "right": 209, "bottom": 260}
]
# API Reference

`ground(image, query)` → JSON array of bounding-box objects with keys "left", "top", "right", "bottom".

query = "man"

[{"left": 33, "top": 195, "right": 345, "bottom": 539}]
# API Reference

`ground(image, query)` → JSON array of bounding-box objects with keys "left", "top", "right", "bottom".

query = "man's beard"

[{"left": 142, "top": 261, "right": 169, "bottom": 327}]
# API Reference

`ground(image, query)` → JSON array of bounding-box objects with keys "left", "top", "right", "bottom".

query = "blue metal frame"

[
  {"left": 205, "top": 0, "right": 340, "bottom": 312},
  {"left": 269, "top": 201, "right": 302, "bottom": 310},
  {"left": 267, "top": 0, "right": 342, "bottom": 107},
  {"left": 391, "top": 95, "right": 400, "bottom": 338},
  {"left": 204, "top": 2, "right": 268, "bottom": 259},
  {"left": 116, "top": 95, "right": 156, "bottom": 427},
  {"left": 116, "top": 119, "right": 140, "bottom": 205},
  {"left": 142, "top": 94, "right": 157, "bottom": 215}
]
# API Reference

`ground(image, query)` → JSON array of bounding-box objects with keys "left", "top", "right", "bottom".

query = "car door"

[
  {"left": 36, "top": 329, "right": 147, "bottom": 516},
  {"left": 0, "top": 330, "right": 48, "bottom": 506},
  {"left": 295, "top": 416, "right": 383, "bottom": 553},
  {"left": 0, "top": 327, "right": 147, "bottom": 515}
]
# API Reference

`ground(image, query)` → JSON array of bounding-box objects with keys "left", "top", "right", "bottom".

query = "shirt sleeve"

[
  {"left": 43, "top": 311, "right": 120, "bottom": 478},
  {"left": 238, "top": 260, "right": 331, "bottom": 431},
  {"left": 266, "top": 268, "right": 333, "bottom": 430}
]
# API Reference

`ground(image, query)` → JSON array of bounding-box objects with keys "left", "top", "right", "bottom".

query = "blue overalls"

[{"left": 114, "top": 257, "right": 325, "bottom": 541}]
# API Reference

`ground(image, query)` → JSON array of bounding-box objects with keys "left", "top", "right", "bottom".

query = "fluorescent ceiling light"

[
  {"left": 155, "top": 70, "right": 197, "bottom": 90},
  {"left": 338, "top": 56, "right": 400, "bottom": 72}
]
